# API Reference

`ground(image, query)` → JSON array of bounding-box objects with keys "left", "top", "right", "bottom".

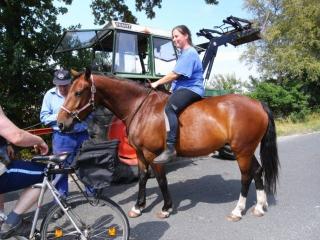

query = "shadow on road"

[
  {"left": 103, "top": 156, "right": 277, "bottom": 214},
  {"left": 102, "top": 158, "right": 196, "bottom": 197},
  {"left": 129, "top": 221, "right": 170, "bottom": 240},
  {"left": 113, "top": 174, "right": 242, "bottom": 213}
]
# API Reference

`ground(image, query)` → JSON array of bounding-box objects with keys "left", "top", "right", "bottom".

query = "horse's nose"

[{"left": 58, "top": 122, "right": 64, "bottom": 131}]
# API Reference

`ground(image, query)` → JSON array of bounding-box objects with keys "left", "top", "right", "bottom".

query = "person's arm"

[
  {"left": 150, "top": 72, "right": 180, "bottom": 89},
  {"left": 40, "top": 91, "right": 58, "bottom": 126},
  {"left": 0, "top": 108, "right": 48, "bottom": 155}
]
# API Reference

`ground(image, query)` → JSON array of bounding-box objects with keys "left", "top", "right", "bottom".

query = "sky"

[{"left": 55, "top": 0, "right": 258, "bottom": 82}]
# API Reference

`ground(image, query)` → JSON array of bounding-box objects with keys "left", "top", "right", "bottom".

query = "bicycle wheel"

[{"left": 40, "top": 194, "right": 129, "bottom": 240}]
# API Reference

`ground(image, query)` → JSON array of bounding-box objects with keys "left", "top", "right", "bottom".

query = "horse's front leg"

[
  {"left": 128, "top": 160, "right": 149, "bottom": 218},
  {"left": 152, "top": 164, "right": 173, "bottom": 218}
]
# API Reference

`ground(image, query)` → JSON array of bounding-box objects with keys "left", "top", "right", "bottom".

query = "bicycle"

[{"left": 11, "top": 153, "right": 130, "bottom": 240}]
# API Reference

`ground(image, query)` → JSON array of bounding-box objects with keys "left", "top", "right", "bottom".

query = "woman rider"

[{"left": 151, "top": 25, "right": 205, "bottom": 164}]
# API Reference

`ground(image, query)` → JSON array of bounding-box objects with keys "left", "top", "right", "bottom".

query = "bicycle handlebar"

[{"left": 31, "top": 152, "right": 69, "bottom": 164}]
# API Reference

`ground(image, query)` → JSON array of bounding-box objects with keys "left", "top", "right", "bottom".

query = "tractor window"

[
  {"left": 54, "top": 30, "right": 108, "bottom": 53},
  {"left": 153, "top": 37, "right": 177, "bottom": 75},
  {"left": 92, "top": 51, "right": 112, "bottom": 72},
  {"left": 114, "top": 32, "right": 149, "bottom": 74},
  {"left": 92, "top": 30, "right": 114, "bottom": 72}
]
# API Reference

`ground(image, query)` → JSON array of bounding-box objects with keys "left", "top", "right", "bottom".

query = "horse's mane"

[
  {"left": 72, "top": 70, "right": 170, "bottom": 96},
  {"left": 94, "top": 72, "right": 170, "bottom": 95}
]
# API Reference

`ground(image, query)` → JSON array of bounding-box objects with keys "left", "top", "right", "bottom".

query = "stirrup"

[{"left": 153, "top": 149, "right": 176, "bottom": 164}]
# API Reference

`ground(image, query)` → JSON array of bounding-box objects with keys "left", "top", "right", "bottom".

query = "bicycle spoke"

[{"left": 40, "top": 195, "right": 129, "bottom": 240}]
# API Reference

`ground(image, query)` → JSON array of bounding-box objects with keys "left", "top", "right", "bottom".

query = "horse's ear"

[
  {"left": 84, "top": 66, "right": 91, "bottom": 81},
  {"left": 70, "top": 69, "right": 81, "bottom": 78}
]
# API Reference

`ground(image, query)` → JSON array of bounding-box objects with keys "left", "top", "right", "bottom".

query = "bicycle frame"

[
  {"left": 27, "top": 163, "right": 87, "bottom": 240},
  {"left": 11, "top": 153, "right": 129, "bottom": 240}
]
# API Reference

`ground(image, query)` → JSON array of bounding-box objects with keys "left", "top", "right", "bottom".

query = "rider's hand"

[
  {"left": 150, "top": 82, "right": 159, "bottom": 89},
  {"left": 34, "top": 141, "right": 49, "bottom": 155}
]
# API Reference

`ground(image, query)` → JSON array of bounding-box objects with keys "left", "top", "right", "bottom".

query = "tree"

[
  {"left": 206, "top": 73, "right": 245, "bottom": 93},
  {"left": 90, "top": 0, "right": 218, "bottom": 24},
  {"left": 0, "top": 0, "right": 73, "bottom": 127},
  {"left": 243, "top": 0, "right": 320, "bottom": 108},
  {"left": 243, "top": 0, "right": 320, "bottom": 79},
  {"left": 248, "top": 81, "right": 310, "bottom": 119}
]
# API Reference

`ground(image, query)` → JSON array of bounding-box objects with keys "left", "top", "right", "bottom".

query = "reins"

[{"left": 126, "top": 87, "right": 153, "bottom": 135}]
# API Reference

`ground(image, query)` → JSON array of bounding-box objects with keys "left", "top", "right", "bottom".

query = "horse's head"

[{"left": 57, "top": 67, "right": 96, "bottom": 132}]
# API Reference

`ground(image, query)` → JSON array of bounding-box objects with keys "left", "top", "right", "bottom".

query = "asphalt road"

[{"left": 5, "top": 132, "right": 320, "bottom": 240}]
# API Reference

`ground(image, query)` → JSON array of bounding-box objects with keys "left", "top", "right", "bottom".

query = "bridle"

[{"left": 60, "top": 75, "right": 96, "bottom": 121}]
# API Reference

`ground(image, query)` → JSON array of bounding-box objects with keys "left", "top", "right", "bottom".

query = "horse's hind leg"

[
  {"left": 252, "top": 155, "right": 268, "bottom": 217},
  {"left": 227, "top": 155, "right": 254, "bottom": 222}
]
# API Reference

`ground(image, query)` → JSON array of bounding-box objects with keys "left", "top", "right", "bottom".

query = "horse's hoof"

[
  {"left": 128, "top": 206, "right": 143, "bottom": 218},
  {"left": 226, "top": 214, "right": 242, "bottom": 222},
  {"left": 252, "top": 208, "right": 264, "bottom": 217},
  {"left": 128, "top": 209, "right": 142, "bottom": 218},
  {"left": 156, "top": 209, "right": 172, "bottom": 219}
]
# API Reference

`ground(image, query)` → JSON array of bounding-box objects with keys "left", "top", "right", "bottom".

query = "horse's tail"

[{"left": 260, "top": 102, "right": 280, "bottom": 195}]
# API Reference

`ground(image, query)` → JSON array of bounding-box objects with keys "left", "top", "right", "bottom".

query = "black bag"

[{"left": 73, "top": 139, "right": 120, "bottom": 189}]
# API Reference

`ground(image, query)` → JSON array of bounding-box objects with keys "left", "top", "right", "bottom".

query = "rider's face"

[
  {"left": 172, "top": 29, "right": 189, "bottom": 50},
  {"left": 57, "top": 84, "right": 70, "bottom": 97}
]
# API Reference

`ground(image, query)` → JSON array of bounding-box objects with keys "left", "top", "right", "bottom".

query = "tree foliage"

[
  {"left": 0, "top": 0, "right": 71, "bottom": 127},
  {"left": 248, "top": 81, "right": 310, "bottom": 119},
  {"left": 90, "top": 0, "right": 218, "bottom": 24},
  {"left": 91, "top": 0, "right": 137, "bottom": 24},
  {"left": 243, "top": 0, "right": 320, "bottom": 80},
  {"left": 243, "top": 0, "right": 320, "bottom": 111},
  {"left": 207, "top": 73, "right": 244, "bottom": 93}
]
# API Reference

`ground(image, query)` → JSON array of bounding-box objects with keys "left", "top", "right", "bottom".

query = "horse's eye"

[{"left": 75, "top": 91, "right": 81, "bottom": 97}]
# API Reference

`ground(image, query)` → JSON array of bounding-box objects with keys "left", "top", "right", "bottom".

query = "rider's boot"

[{"left": 153, "top": 143, "right": 176, "bottom": 164}]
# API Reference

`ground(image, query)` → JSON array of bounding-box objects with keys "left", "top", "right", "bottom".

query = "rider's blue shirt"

[
  {"left": 171, "top": 46, "right": 205, "bottom": 97},
  {"left": 40, "top": 87, "right": 88, "bottom": 132}
]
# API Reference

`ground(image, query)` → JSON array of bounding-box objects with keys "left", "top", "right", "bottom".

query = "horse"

[{"left": 57, "top": 68, "right": 279, "bottom": 221}]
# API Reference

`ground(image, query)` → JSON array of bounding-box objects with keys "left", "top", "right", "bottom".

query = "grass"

[{"left": 276, "top": 112, "right": 320, "bottom": 136}]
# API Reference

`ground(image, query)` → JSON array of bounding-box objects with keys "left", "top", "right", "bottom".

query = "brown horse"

[{"left": 57, "top": 68, "right": 279, "bottom": 221}]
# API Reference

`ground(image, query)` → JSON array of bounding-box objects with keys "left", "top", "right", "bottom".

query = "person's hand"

[
  {"left": 6, "top": 144, "right": 15, "bottom": 160},
  {"left": 34, "top": 141, "right": 49, "bottom": 155},
  {"left": 150, "top": 82, "right": 159, "bottom": 89}
]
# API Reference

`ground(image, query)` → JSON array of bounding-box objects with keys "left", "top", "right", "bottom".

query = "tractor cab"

[{"left": 53, "top": 21, "right": 177, "bottom": 81}]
